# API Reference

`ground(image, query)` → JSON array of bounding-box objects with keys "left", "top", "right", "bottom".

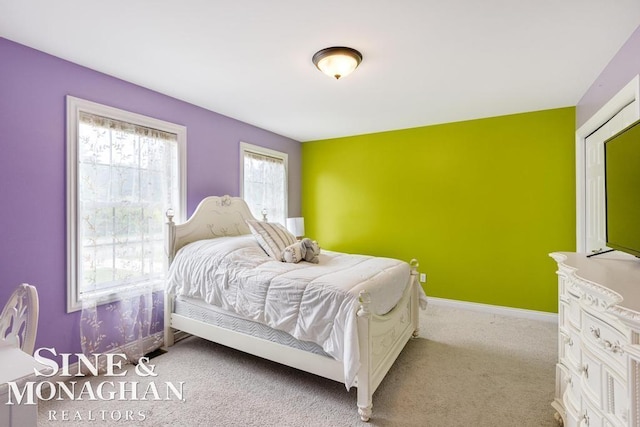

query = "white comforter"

[{"left": 166, "top": 234, "right": 423, "bottom": 388}]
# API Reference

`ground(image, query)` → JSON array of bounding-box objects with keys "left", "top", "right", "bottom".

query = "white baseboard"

[{"left": 427, "top": 296, "right": 558, "bottom": 323}]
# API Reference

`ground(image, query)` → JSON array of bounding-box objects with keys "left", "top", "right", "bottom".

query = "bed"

[{"left": 163, "top": 195, "right": 427, "bottom": 421}]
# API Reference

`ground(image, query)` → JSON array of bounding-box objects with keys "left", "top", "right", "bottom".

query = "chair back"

[{"left": 0, "top": 283, "right": 39, "bottom": 355}]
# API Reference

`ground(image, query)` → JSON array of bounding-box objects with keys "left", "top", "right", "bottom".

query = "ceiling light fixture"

[{"left": 312, "top": 46, "right": 363, "bottom": 80}]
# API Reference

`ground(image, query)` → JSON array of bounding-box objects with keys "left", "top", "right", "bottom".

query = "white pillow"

[{"left": 246, "top": 220, "right": 297, "bottom": 261}]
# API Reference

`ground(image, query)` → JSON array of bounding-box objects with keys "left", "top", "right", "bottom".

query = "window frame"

[
  {"left": 239, "top": 142, "right": 288, "bottom": 224},
  {"left": 66, "top": 96, "right": 187, "bottom": 313}
]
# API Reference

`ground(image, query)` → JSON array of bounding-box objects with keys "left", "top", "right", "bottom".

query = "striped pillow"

[{"left": 246, "top": 220, "right": 297, "bottom": 261}]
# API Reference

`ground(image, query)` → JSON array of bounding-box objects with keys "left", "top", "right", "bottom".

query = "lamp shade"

[
  {"left": 312, "top": 47, "right": 362, "bottom": 80},
  {"left": 286, "top": 217, "right": 305, "bottom": 238}
]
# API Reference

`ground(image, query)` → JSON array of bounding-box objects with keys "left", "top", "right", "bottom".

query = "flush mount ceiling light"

[{"left": 312, "top": 46, "right": 363, "bottom": 80}]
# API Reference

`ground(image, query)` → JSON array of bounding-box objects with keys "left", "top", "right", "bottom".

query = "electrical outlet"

[{"left": 419, "top": 273, "right": 427, "bottom": 283}]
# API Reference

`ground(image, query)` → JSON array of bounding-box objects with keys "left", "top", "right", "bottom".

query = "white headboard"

[{"left": 166, "top": 195, "right": 257, "bottom": 263}]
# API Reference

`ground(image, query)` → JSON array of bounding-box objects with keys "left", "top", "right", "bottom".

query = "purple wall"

[
  {"left": 577, "top": 25, "right": 640, "bottom": 127},
  {"left": 0, "top": 37, "right": 301, "bottom": 356}
]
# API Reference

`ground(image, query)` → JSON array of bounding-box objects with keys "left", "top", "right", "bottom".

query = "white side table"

[{"left": 0, "top": 345, "right": 52, "bottom": 427}]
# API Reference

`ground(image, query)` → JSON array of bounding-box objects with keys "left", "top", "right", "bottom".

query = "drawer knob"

[
  {"left": 590, "top": 326, "right": 600, "bottom": 339},
  {"left": 603, "top": 339, "right": 624, "bottom": 354},
  {"left": 580, "top": 364, "right": 589, "bottom": 379}
]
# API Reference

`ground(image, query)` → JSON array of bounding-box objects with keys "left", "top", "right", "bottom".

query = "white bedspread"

[{"left": 166, "top": 234, "right": 424, "bottom": 388}]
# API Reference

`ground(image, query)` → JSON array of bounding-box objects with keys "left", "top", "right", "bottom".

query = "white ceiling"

[{"left": 1, "top": 1, "right": 639, "bottom": 142}]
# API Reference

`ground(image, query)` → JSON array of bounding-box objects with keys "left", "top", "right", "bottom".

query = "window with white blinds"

[
  {"left": 66, "top": 96, "right": 186, "bottom": 312},
  {"left": 240, "top": 142, "right": 288, "bottom": 225}
]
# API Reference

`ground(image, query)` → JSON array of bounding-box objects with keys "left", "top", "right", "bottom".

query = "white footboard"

[{"left": 356, "top": 261, "right": 420, "bottom": 421}]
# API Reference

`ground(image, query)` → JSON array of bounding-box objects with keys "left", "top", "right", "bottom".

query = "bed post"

[
  {"left": 165, "top": 209, "right": 177, "bottom": 265},
  {"left": 164, "top": 210, "right": 177, "bottom": 347},
  {"left": 409, "top": 259, "right": 421, "bottom": 338},
  {"left": 357, "top": 290, "right": 372, "bottom": 422}
]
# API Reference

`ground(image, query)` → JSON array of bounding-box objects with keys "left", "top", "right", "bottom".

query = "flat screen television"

[{"left": 604, "top": 117, "right": 640, "bottom": 258}]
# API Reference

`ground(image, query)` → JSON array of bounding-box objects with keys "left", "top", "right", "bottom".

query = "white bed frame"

[{"left": 164, "top": 195, "right": 422, "bottom": 421}]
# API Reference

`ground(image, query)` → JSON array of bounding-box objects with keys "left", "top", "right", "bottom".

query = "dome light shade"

[{"left": 312, "top": 47, "right": 363, "bottom": 80}]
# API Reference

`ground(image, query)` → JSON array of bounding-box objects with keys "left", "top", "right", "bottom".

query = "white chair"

[{"left": 0, "top": 283, "right": 39, "bottom": 355}]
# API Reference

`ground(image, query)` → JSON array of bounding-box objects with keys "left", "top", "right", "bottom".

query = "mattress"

[
  {"left": 167, "top": 234, "right": 425, "bottom": 388},
  {"left": 173, "top": 295, "right": 329, "bottom": 357}
]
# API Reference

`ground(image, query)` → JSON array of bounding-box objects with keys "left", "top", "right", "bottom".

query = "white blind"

[{"left": 243, "top": 150, "right": 287, "bottom": 225}]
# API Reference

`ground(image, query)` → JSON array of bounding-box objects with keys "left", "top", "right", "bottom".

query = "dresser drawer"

[
  {"left": 559, "top": 300, "right": 569, "bottom": 329},
  {"left": 582, "top": 396, "right": 605, "bottom": 427},
  {"left": 582, "top": 310, "right": 627, "bottom": 375},
  {"left": 559, "top": 273, "right": 569, "bottom": 299},
  {"left": 558, "top": 269, "right": 582, "bottom": 328},
  {"left": 556, "top": 363, "right": 571, "bottom": 404},
  {"left": 564, "top": 403, "right": 581, "bottom": 427},
  {"left": 581, "top": 347, "right": 604, "bottom": 409},
  {"left": 567, "top": 292, "right": 582, "bottom": 329},
  {"left": 561, "top": 327, "right": 582, "bottom": 368},
  {"left": 566, "top": 366, "right": 582, "bottom": 411}
]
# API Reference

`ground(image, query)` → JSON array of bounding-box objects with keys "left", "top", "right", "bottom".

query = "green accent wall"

[{"left": 302, "top": 107, "right": 576, "bottom": 313}]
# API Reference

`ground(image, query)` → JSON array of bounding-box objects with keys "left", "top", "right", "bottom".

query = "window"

[
  {"left": 240, "top": 142, "right": 288, "bottom": 225},
  {"left": 66, "top": 96, "right": 186, "bottom": 312}
]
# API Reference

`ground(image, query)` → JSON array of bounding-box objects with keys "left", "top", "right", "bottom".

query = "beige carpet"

[{"left": 37, "top": 304, "right": 558, "bottom": 426}]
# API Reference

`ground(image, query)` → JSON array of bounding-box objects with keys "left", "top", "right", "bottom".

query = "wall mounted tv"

[{"left": 605, "top": 117, "right": 640, "bottom": 258}]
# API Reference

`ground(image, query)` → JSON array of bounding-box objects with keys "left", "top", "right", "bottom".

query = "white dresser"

[{"left": 551, "top": 252, "right": 640, "bottom": 427}]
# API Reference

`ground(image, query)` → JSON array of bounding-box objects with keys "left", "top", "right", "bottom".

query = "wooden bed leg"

[
  {"left": 164, "top": 292, "right": 175, "bottom": 347},
  {"left": 164, "top": 210, "right": 177, "bottom": 348},
  {"left": 357, "top": 290, "right": 373, "bottom": 422},
  {"left": 358, "top": 404, "right": 372, "bottom": 422},
  {"left": 409, "top": 259, "right": 421, "bottom": 338}
]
